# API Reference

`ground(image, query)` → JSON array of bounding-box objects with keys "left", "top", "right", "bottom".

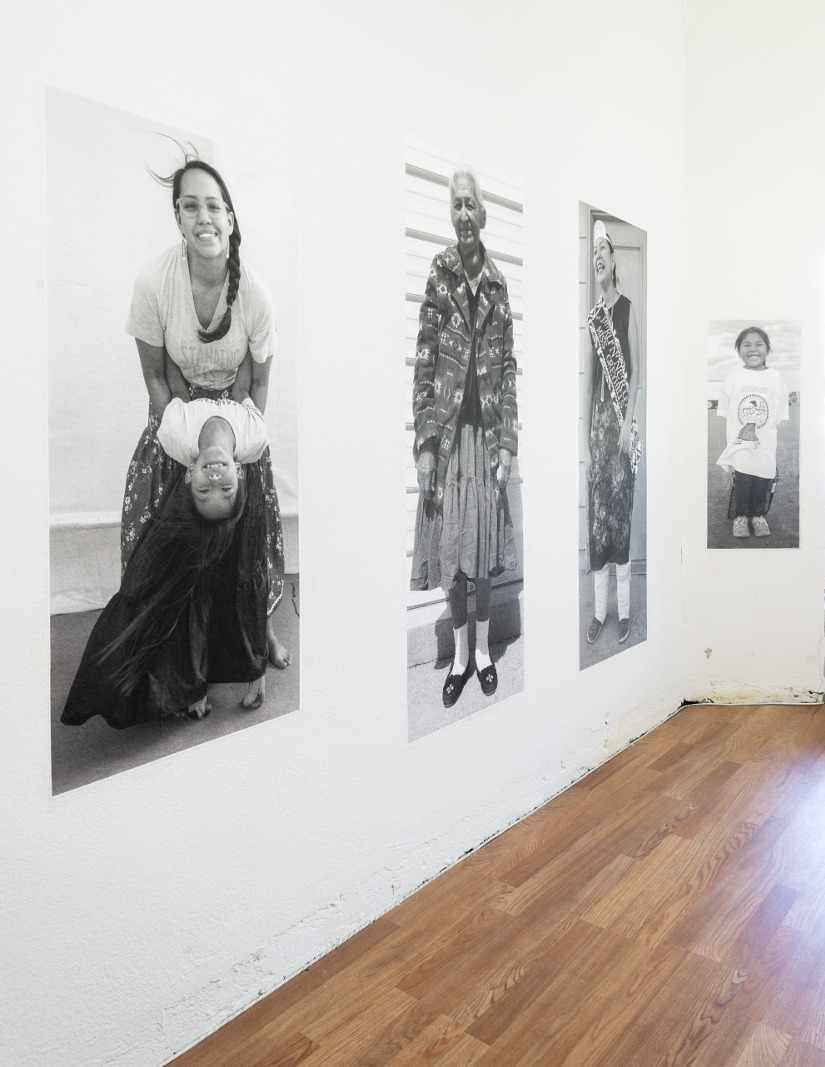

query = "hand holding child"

[
  {"left": 231, "top": 351, "right": 253, "bottom": 404},
  {"left": 164, "top": 353, "right": 191, "bottom": 402}
]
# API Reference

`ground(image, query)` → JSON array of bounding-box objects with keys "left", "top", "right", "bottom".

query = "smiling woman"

[
  {"left": 411, "top": 165, "right": 518, "bottom": 710},
  {"left": 120, "top": 152, "right": 287, "bottom": 663},
  {"left": 46, "top": 91, "right": 300, "bottom": 791},
  {"left": 60, "top": 145, "right": 291, "bottom": 730},
  {"left": 580, "top": 213, "right": 645, "bottom": 661}
]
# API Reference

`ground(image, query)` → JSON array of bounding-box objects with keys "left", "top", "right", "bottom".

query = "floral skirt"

[
  {"left": 411, "top": 423, "right": 516, "bottom": 592},
  {"left": 588, "top": 392, "right": 635, "bottom": 571},
  {"left": 121, "top": 385, "right": 285, "bottom": 615}
]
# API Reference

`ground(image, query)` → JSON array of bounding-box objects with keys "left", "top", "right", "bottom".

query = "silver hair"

[{"left": 449, "top": 167, "right": 486, "bottom": 212}]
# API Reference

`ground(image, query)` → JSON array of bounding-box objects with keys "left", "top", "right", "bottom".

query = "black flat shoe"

[
  {"left": 442, "top": 660, "right": 473, "bottom": 708},
  {"left": 476, "top": 662, "right": 498, "bottom": 697}
]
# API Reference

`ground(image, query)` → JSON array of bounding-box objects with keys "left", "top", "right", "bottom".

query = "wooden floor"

[{"left": 171, "top": 703, "right": 825, "bottom": 1067}]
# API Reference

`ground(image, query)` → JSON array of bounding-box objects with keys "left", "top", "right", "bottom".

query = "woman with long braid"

[{"left": 123, "top": 152, "right": 290, "bottom": 688}]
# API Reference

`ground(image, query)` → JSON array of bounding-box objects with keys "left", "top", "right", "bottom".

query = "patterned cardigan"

[{"left": 412, "top": 244, "right": 518, "bottom": 505}]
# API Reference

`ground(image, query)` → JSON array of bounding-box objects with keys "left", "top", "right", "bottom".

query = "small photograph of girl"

[
  {"left": 405, "top": 133, "right": 524, "bottom": 740},
  {"left": 579, "top": 204, "right": 647, "bottom": 670},
  {"left": 707, "top": 320, "right": 800, "bottom": 550},
  {"left": 47, "top": 89, "right": 300, "bottom": 794}
]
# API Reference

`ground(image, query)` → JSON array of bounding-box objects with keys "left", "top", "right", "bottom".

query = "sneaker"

[
  {"left": 586, "top": 617, "right": 604, "bottom": 644},
  {"left": 753, "top": 515, "right": 771, "bottom": 537},
  {"left": 618, "top": 618, "right": 631, "bottom": 643},
  {"left": 733, "top": 516, "right": 750, "bottom": 537}
]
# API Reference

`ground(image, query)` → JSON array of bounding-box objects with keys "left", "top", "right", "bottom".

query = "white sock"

[
  {"left": 453, "top": 623, "right": 469, "bottom": 673},
  {"left": 594, "top": 564, "right": 609, "bottom": 623},
  {"left": 616, "top": 562, "right": 630, "bottom": 621},
  {"left": 475, "top": 618, "right": 492, "bottom": 671}
]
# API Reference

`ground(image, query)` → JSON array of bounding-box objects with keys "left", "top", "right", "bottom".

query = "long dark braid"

[
  {"left": 148, "top": 145, "right": 242, "bottom": 344},
  {"left": 199, "top": 226, "right": 241, "bottom": 343}
]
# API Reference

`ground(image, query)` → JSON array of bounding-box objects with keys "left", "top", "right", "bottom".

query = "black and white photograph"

[
  {"left": 405, "top": 132, "right": 524, "bottom": 740},
  {"left": 47, "top": 89, "right": 300, "bottom": 794},
  {"left": 706, "top": 319, "right": 800, "bottom": 549},
  {"left": 579, "top": 203, "right": 647, "bottom": 669}
]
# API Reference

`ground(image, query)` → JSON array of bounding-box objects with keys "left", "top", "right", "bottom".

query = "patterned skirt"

[
  {"left": 411, "top": 423, "right": 516, "bottom": 592},
  {"left": 121, "top": 384, "right": 285, "bottom": 615},
  {"left": 588, "top": 392, "right": 635, "bottom": 571}
]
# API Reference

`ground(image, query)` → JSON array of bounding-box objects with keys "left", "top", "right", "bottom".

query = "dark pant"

[
  {"left": 448, "top": 572, "right": 492, "bottom": 629},
  {"left": 733, "top": 471, "right": 773, "bottom": 518}
]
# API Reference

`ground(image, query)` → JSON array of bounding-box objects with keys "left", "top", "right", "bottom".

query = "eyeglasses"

[{"left": 176, "top": 197, "right": 230, "bottom": 218}]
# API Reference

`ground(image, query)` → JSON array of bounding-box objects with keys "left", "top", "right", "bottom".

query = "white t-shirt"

[
  {"left": 126, "top": 246, "right": 276, "bottom": 390},
  {"left": 157, "top": 397, "right": 269, "bottom": 466},
  {"left": 716, "top": 366, "right": 789, "bottom": 479}
]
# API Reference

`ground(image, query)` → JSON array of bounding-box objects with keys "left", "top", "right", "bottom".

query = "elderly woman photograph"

[
  {"left": 410, "top": 166, "right": 518, "bottom": 709},
  {"left": 581, "top": 219, "right": 642, "bottom": 651}
]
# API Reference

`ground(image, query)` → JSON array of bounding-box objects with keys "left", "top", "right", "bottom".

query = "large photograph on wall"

[
  {"left": 706, "top": 319, "right": 800, "bottom": 549},
  {"left": 579, "top": 204, "right": 647, "bottom": 669},
  {"left": 405, "top": 133, "right": 524, "bottom": 741},
  {"left": 47, "top": 88, "right": 300, "bottom": 794}
]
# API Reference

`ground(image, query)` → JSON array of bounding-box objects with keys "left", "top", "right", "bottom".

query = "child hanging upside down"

[
  {"left": 61, "top": 396, "right": 276, "bottom": 729},
  {"left": 158, "top": 394, "right": 268, "bottom": 520}
]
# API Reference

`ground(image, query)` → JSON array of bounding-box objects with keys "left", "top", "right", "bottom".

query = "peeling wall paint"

[
  {"left": 683, "top": 684, "right": 824, "bottom": 706},
  {"left": 680, "top": 1, "right": 825, "bottom": 703}
]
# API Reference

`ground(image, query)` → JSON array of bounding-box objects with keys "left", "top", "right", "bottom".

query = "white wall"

[
  {"left": 2, "top": 2, "right": 688, "bottom": 1065},
  {"left": 682, "top": 0, "right": 825, "bottom": 702}
]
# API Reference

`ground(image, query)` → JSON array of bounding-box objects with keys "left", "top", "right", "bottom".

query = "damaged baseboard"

[{"left": 681, "top": 684, "right": 824, "bottom": 706}]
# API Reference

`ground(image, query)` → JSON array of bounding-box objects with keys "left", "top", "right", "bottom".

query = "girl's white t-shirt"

[
  {"left": 717, "top": 366, "right": 789, "bottom": 479},
  {"left": 157, "top": 397, "right": 269, "bottom": 465},
  {"left": 126, "top": 246, "right": 276, "bottom": 390}
]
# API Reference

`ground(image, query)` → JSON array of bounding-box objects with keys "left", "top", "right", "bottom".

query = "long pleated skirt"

[
  {"left": 121, "top": 385, "right": 284, "bottom": 615},
  {"left": 588, "top": 392, "right": 635, "bottom": 571},
  {"left": 411, "top": 423, "right": 516, "bottom": 592}
]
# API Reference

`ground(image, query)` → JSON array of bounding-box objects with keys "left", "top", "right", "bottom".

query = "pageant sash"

[{"left": 587, "top": 298, "right": 643, "bottom": 475}]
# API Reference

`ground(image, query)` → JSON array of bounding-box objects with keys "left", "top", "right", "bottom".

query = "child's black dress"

[{"left": 61, "top": 468, "right": 269, "bottom": 730}]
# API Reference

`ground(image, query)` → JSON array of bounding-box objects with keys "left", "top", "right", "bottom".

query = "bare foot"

[
  {"left": 178, "top": 695, "right": 211, "bottom": 720},
  {"left": 267, "top": 618, "right": 292, "bottom": 669},
  {"left": 241, "top": 675, "right": 266, "bottom": 710}
]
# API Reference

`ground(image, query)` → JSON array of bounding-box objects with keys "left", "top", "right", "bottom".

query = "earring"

[
  {"left": 181, "top": 237, "right": 187, "bottom": 260},
  {"left": 226, "top": 243, "right": 230, "bottom": 260}
]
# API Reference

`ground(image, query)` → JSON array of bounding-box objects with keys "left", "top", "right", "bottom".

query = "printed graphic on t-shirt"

[
  {"left": 737, "top": 393, "right": 769, "bottom": 428},
  {"left": 177, "top": 342, "right": 244, "bottom": 386}
]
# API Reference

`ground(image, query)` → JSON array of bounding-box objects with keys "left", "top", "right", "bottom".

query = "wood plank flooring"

[{"left": 170, "top": 703, "right": 825, "bottom": 1067}]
